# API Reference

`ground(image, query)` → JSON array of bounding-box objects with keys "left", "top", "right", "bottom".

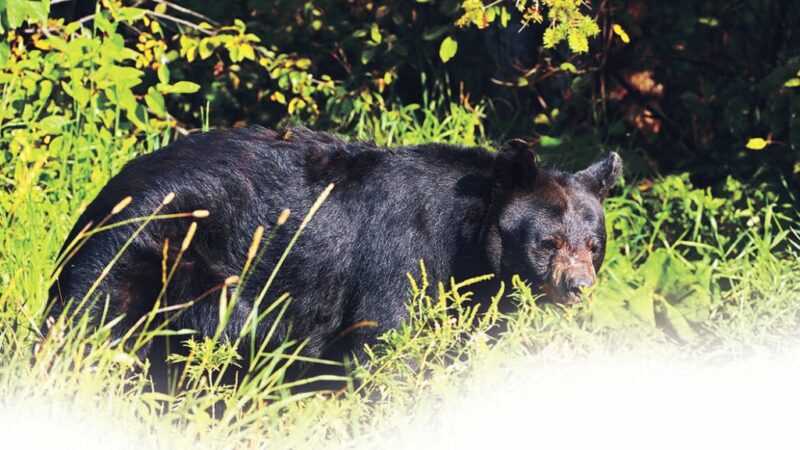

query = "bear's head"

[{"left": 485, "top": 139, "right": 622, "bottom": 305}]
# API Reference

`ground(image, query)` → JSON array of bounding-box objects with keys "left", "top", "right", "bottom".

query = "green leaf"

[
  {"left": 118, "top": 7, "right": 147, "bottom": 22},
  {"left": 698, "top": 17, "right": 719, "bottom": 27},
  {"left": 287, "top": 97, "right": 306, "bottom": 114},
  {"left": 500, "top": 7, "right": 511, "bottom": 27},
  {"left": 198, "top": 38, "right": 214, "bottom": 59},
  {"left": 784, "top": 78, "right": 800, "bottom": 88},
  {"left": 271, "top": 91, "right": 286, "bottom": 105},
  {"left": 27, "top": 0, "right": 48, "bottom": 24},
  {"left": 239, "top": 43, "right": 256, "bottom": 61},
  {"left": 64, "top": 21, "right": 81, "bottom": 35},
  {"left": 361, "top": 47, "right": 376, "bottom": 65},
  {"left": 61, "top": 80, "right": 90, "bottom": 107},
  {"left": 118, "top": 89, "right": 139, "bottom": 114},
  {"left": 165, "top": 81, "right": 201, "bottom": 94},
  {"left": 144, "top": 87, "right": 166, "bottom": 118},
  {"left": 539, "top": 135, "right": 563, "bottom": 147},
  {"left": 6, "top": 0, "right": 27, "bottom": 29},
  {"left": 38, "top": 79, "right": 52, "bottom": 102},
  {"left": 157, "top": 63, "right": 170, "bottom": 85},
  {"left": 126, "top": 103, "right": 149, "bottom": 130},
  {"left": 439, "top": 36, "right": 458, "bottom": 63},
  {"left": 370, "top": 24, "right": 382, "bottom": 44},
  {"left": 612, "top": 24, "right": 630, "bottom": 43},
  {"left": 108, "top": 66, "right": 144, "bottom": 88},
  {"left": 746, "top": 137, "right": 769, "bottom": 150},
  {"left": 38, "top": 115, "right": 70, "bottom": 135},
  {"left": 560, "top": 62, "right": 578, "bottom": 73}
]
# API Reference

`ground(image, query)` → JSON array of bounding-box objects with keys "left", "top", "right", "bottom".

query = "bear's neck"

[{"left": 443, "top": 173, "right": 498, "bottom": 282}]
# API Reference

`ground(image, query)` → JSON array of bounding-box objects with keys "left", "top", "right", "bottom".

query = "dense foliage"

[{"left": 6, "top": 1, "right": 799, "bottom": 184}]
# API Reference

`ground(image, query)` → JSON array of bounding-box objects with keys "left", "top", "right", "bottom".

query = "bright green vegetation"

[{"left": 2, "top": 1, "right": 799, "bottom": 449}]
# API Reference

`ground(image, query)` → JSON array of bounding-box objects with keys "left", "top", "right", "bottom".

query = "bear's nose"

[{"left": 566, "top": 277, "right": 594, "bottom": 296}]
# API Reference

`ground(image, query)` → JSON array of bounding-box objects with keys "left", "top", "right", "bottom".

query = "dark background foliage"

[{"left": 42, "top": 0, "right": 800, "bottom": 190}]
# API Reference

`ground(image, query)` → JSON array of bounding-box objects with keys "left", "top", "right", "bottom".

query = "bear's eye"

[
  {"left": 587, "top": 239, "right": 599, "bottom": 253},
  {"left": 541, "top": 237, "right": 563, "bottom": 251}
]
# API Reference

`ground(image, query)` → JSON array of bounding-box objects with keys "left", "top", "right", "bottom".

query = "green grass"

[{"left": 2, "top": 88, "right": 800, "bottom": 448}]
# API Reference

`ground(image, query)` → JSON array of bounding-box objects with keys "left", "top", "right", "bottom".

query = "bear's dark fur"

[{"left": 45, "top": 126, "right": 621, "bottom": 370}]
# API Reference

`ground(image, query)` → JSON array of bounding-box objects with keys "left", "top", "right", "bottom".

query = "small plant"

[
  {"left": 456, "top": 0, "right": 600, "bottom": 53},
  {"left": 353, "top": 262, "right": 501, "bottom": 402}
]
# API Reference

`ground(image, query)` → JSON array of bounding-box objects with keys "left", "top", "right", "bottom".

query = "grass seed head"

[
  {"left": 278, "top": 209, "right": 290, "bottom": 225},
  {"left": 111, "top": 196, "right": 133, "bottom": 215},
  {"left": 181, "top": 222, "right": 198, "bottom": 251},
  {"left": 247, "top": 226, "right": 265, "bottom": 260},
  {"left": 162, "top": 192, "right": 176, "bottom": 205}
]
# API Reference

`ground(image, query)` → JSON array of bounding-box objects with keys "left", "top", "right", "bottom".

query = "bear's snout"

[
  {"left": 551, "top": 247, "right": 596, "bottom": 305},
  {"left": 566, "top": 276, "right": 594, "bottom": 296},
  {"left": 563, "top": 275, "right": 594, "bottom": 305}
]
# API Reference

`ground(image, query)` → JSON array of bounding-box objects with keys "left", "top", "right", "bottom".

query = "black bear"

[{"left": 45, "top": 126, "right": 621, "bottom": 368}]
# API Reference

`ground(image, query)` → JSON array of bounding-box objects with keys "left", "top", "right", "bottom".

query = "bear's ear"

[
  {"left": 494, "top": 139, "right": 537, "bottom": 191},
  {"left": 574, "top": 152, "right": 623, "bottom": 200}
]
